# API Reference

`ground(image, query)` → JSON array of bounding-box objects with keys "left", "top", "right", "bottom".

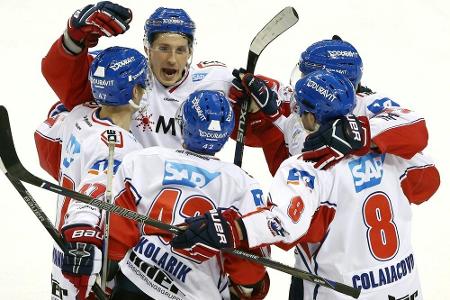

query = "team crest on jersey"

[
  {"left": 367, "top": 97, "right": 400, "bottom": 115},
  {"left": 100, "top": 129, "right": 124, "bottom": 148},
  {"left": 62, "top": 135, "right": 81, "bottom": 168},
  {"left": 88, "top": 159, "right": 121, "bottom": 175},
  {"left": 348, "top": 153, "right": 386, "bottom": 192},
  {"left": 192, "top": 72, "right": 207, "bottom": 82},
  {"left": 163, "top": 161, "right": 220, "bottom": 188},
  {"left": 267, "top": 216, "right": 286, "bottom": 237},
  {"left": 135, "top": 106, "right": 155, "bottom": 132},
  {"left": 287, "top": 168, "right": 315, "bottom": 189}
]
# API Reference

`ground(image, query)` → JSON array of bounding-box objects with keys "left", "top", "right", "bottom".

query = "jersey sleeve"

[
  {"left": 41, "top": 36, "right": 95, "bottom": 110},
  {"left": 241, "top": 157, "right": 332, "bottom": 248},
  {"left": 34, "top": 110, "right": 67, "bottom": 180},
  {"left": 396, "top": 153, "right": 440, "bottom": 204},
  {"left": 108, "top": 154, "right": 141, "bottom": 261},
  {"left": 370, "top": 107, "right": 428, "bottom": 159}
]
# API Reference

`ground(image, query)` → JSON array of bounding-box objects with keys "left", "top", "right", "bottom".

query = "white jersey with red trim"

[
  {"left": 34, "top": 103, "right": 142, "bottom": 299},
  {"left": 131, "top": 61, "right": 233, "bottom": 149},
  {"left": 242, "top": 150, "right": 439, "bottom": 299},
  {"left": 108, "top": 147, "right": 267, "bottom": 300},
  {"left": 273, "top": 90, "right": 402, "bottom": 156}
]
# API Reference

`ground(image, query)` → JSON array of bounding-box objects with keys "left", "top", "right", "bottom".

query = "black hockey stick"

[
  {"left": 0, "top": 167, "right": 107, "bottom": 299},
  {"left": 0, "top": 106, "right": 360, "bottom": 299},
  {"left": 234, "top": 6, "right": 299, "bottom": 167}
]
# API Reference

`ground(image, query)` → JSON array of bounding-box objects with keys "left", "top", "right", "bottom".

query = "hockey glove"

[
  {"left": 230, "top": 272, "right": 270, "bottom": 300},
  {"left": 171, "top": 209, "right": 242, "bottom": 260},
  {"left": 61, "top": 224, "right": 103, "bottom": 300},
  {"left": 229, "top": 69, "right": 282, "bottom": 120},
  {"left": 302, "top": 115, "right": 371, "bottom": 170},
  {"left": 64, "top": 1, "right": 132, "bottom": 54}
]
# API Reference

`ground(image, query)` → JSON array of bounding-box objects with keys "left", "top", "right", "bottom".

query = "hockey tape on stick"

[
  {"left": 101, "top": 131, "right": 116, "bottom": 291},
  {"left": 0, "top": 105, "right": 360, "bottom": 298},
  {"left": 234, "top": 6, "right": 299, "bottom": 167}
]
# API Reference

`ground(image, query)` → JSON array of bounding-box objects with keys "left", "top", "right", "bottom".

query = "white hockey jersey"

[
  {"left": 273, "top": 90, "right": 402, "bottom": 156},
  {"left": 34, "top": 103, "right": 142, "bottom": 299},
  {"left": 241, "top": 109, "right": 440, "bottom": 299},
  {"left": 107, "top": 147, "right": 267, "bottom": 300},
  {"left": 42, "top": 40, "right": 234, "bottom": 150},
  {"left": 131, "top": 61, "right": 233, "bottom": 149}
]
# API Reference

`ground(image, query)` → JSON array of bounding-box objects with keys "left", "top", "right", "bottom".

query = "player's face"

[
  {"left": 147, "top": 33, "right": 192, "bottom": 86},
  {"left": 300, "top": 112, "right": 317, "bottom": 132}
]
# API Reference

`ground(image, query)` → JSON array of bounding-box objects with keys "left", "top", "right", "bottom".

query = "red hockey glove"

[
  {"left": 302, "top": 115, "right": 371, "bottom": 170},
  {"left": 64, "top": 1, "right": 132, "bottom": 54},
  {"left": 229, "top": 69, "right": 282, "bottom": 121},
  {"left": 61, "top": 224, "right": 103, "bottom": 300},
  {"left": 230, "top": 272, "right": 270, "bottom": 300},
  {"left": 171, "top": 209, "right": 242, "bottom": 260}
]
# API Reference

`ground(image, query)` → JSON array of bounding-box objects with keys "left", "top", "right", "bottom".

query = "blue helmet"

[
  {"left": 89, "top": 46, "right": 148, "bottom": 106},
  {"left": 295, "top": 70, "right": 356, "bottom": 124},
  {"left": 297, "top": 39, "right": 363, "bottom": 87},
  {"left": 177, "top": 90, "right": 234, "bottom": 155},
  {"left": 144, "top": 7, "right": 196, "bottom": 44}
]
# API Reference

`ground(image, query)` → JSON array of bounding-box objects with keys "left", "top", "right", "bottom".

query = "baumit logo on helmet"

[{"left": 306, "top": 78, "right": 337, "bottom": 102}]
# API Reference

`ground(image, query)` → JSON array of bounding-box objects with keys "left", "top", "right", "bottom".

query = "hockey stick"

[
  {"left": 0, "top": 106, "right": 360, "bottom": 299},
  {"left": 0, "top": 164, "right": 107, "bottom": 299},
  {"left": 234, "top": 6, "right": 299, "bottom": 167},
  {"left": 101, "top": 131, "right": 116, "bottom": 291}
]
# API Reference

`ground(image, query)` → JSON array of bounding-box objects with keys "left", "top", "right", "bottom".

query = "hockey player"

[
  {"left": 229, "top": 36, "right": 414, "bottom": 175},
  {"left": 230, "top": 37, "right": 429, "bottom": 299},
  {"left": 171, "top": 70, "right": 441, "bottom": 300},
  {"left": 99, "top": 90, "right": 269, "bottom": 299},
  {"left": 35, "top": 46, "right": 148, "bottom": 299},
  {"left": 41, "top": 2, "right": 234, "bottom": 149}
]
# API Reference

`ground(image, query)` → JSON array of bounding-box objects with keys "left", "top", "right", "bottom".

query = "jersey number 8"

[{"left": 363, "top": 192, "right": 400, "bottom": 261}]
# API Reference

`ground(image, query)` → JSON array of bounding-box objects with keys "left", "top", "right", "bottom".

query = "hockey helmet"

[
  {"left": 176, "top": 90, "right": 234, "bottom": 155},
  {"left": 294, "top": 70, "right": 356, "bottom": 124},
  {"left": 89, "top": 46, "right": 148, "bottom": 106}
]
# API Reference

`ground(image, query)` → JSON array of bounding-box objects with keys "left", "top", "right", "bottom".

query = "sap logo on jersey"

[
  {"left": 287, "top": 168, "right": 315, "bottom": 189},
  {"left": 192, "top": 72, "right": 207, "bottom": 82},
  {"left": 163, "top": 161, "right": 220, "bottom": 188},
  {"left": 62, "top": 134, "right": 81, "bottom": 168},
  {"left": 88, "top": 159, "right": 121, "bottom": 175},
  {"left": 367, "top": 97, "right": 400, "bottom": 115},
  {"left": 349, "top": 153, "right": 386, "bottom": 192}
]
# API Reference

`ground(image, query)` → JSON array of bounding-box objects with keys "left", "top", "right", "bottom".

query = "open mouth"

[{"left": 162, "top": 68, "right": 177, "bottom": 77}]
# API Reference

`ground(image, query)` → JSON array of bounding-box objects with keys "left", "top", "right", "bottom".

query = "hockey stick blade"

[
  {"left": 247, "top": 6, "right": 299, "bottom": 73},
  {"left": 234, "top": 7, "right": 299, "bottom": 167},
  {"left": 0, "top": 106, "right": 360, "bottom": 298}
]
